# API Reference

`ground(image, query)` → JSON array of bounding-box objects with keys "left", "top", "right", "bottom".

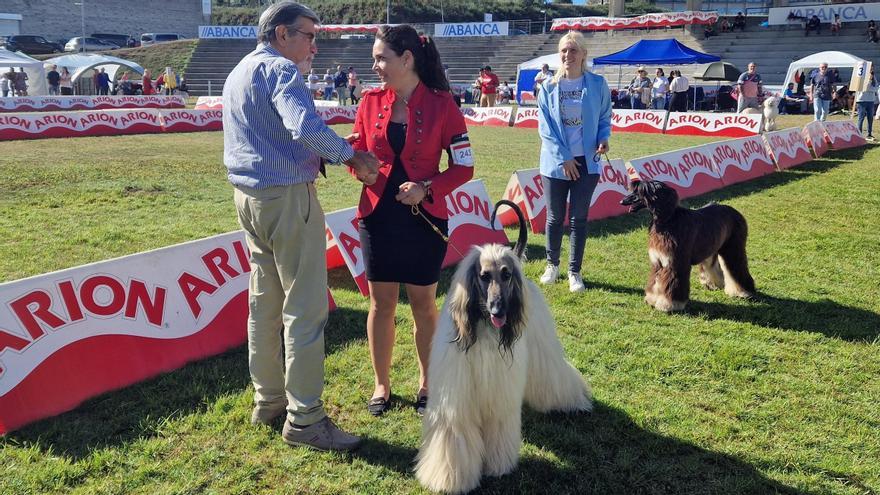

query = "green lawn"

[{"left": 1, "top": 116, "right": 878, "bottom": 494}]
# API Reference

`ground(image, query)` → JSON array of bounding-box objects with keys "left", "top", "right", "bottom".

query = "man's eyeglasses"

[{"left": 289, "top": 27, "right": 316, "bottom": 44}]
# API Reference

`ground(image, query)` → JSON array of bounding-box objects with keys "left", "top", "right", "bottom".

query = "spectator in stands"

[
  {"left": 498, "top": 80, "right": 513, "bottom": 104},
  {"left": 353, "top": 24, "right": 471, "bottom": 418},
  {"left": 855, "top": 70, "right": 877, "bottom": 140},
  {"left": 142, "top": 69, "right": 154, "bottom": 95},
  {"left": 652, "top": 68, "right": 668, "bottom": 110},
  {"left": 0, "top": 71, "right": 9, "bottom": 97},
  {"left": 830, "top": 14, "right": 841, "bottom": 36},
  {"left": 534, "top": 63, "right": 552, "bottom": 97},
  {"left": 781, "top": 82, "right": 807, "bottom": 114},
  {"left": 15, "top": 67, "right": 28, "bottom": 96},
  {"left": 537, "top": 30, "right": 611, "bottom": 293},
  {"left": 322, "top": 69, "right": 334, "bottom": 100},
  {"left": 810, "top": 62, "right": 834, "bottom": 121},
  {"left": 46, "top": 65, "right": 60, "bottom": 96},
  {"left": 222, "top": 1, "right": 377, "bottom": 450},
  {"left": 868, "top": 20, "right": 879, "bottom": 43},
  {"left": 334, "top": 64, "right": 348, "bottom": 105},
  {"left": 805, "top": 15, "right": 821, "bottom": 36},
  {"left": 478, "top": 65, "right": 499, "bottom": 107},
  {"left": 347, "top": 66, "right": 359, "bottom": 104},
  {"left": 628, "top": 67, "right": 651, "bottom": 110},
  {"left": 720, "top": 17, "right": 731, "bottom": 33},
  {"left": 736, "top": 62, "right": 762, "bottom": 112},
  {"left": 703, "top": 23, "right": 717, "bottom": 40},
  {"left": 669, "top": 69, "right": 690, "bottom": 112},
  {"left": 733, "top": 12, "right": 746, "bottom": 32}
]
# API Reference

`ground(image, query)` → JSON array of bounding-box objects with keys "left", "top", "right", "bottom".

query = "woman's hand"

[
  {"left": 597, "top": 141, "right": 609, "bottom": 154},
  {"left": 344, "top": 132, "right": 360, "bottom": 144},
  {"left": 396, "top": 181, "right": 427, "bottom": 205},
  {"left": 562, "top": 159, "right": 581, "bottom": 180}
]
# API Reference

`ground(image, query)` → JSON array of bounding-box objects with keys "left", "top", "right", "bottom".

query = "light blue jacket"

[{"left": 537, "top": 71, "right": 612, "bottom": 178}]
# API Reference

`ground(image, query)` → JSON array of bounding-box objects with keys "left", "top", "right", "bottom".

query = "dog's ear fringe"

[{"left": 449, "top": 248, "right": 481, "bottom": 353}]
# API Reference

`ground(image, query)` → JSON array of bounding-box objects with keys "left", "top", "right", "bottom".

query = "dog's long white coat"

[{"left": 415, "top": 247, "right": 591, "bottom": 494}]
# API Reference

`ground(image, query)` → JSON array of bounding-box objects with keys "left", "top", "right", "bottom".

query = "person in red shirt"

[
  {"left": 351, "top": 24, "right": 474, "bottom": 417},
  {"left": 478, "top": 65, "right": 499, "bottom": 107},
  {"left": 141, "top": 69, "right": 154, "bottom": 95}
]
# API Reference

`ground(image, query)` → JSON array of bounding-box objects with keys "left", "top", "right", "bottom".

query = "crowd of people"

[
  {"left": 1, "top": 65, "right": 188, "bottom": 97},
  {"left": 615, "top": 66, "right": 690, "bottom": 111},
  {"left": 0, "top": 67, "right": 30, "bottom": 97}
]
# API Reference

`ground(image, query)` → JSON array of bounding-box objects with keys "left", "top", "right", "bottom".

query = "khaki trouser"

[
  {"left": 480, "top": 93, "right": 496, "bottom": 107},
  {"left": 233, "top": 182, "right": 328, "bottom": 426}
]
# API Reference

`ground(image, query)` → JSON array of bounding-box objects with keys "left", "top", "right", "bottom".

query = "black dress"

[{"left": 359, "top": 121, "right": 448, "bottom": 286}]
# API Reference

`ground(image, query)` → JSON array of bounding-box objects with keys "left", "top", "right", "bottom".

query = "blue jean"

[
  {"left": 323, "top": 86, "right": 333, "bottom": 100},
  {"left": 543, "top": 156, "right": 600, "bottom": 274},
  {"left": 651, "top": 97, "right": 666, "bottom": 110},
  {"left": 857, "top": 101, "right": 875, "bottom": 136},
  {"left": 814, "top": 98, "right": 831, "bottom": 121},
  {"left": 630, "top": 95, "right": 644, "bottom": 109}
]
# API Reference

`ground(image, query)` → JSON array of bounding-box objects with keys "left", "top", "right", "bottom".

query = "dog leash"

[{"left": 411, "top": 204, "right": 466, "bottom": 259}]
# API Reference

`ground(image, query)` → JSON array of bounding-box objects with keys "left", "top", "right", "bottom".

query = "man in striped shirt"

[{"left": 223, "top": 1, "right": 378, "bottom": 452}]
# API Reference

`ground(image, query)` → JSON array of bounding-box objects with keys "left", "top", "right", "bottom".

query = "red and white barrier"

[
  {"left": 0, "top": 109, "right": 164, "bottom": 140},
  {"left": 324, "top": 180, "right": 508, "bottom": 296},
  {"left": 499, "top": 169, "right": 546, "bottom": 233},
  {"left": 589, "top": 158, "right": 631, "bottom": 220},
  {"left": 763, "top": 128, "right": 812, "bottom": 169},
  {"left": 461, "top": 106, "right": 514, "bottom": 127},
  {"left": 158, "top": 109, "right": 223, "bottom": 133},
  {"left": 552, "top": 11, "right": 718, "bottom": 31},
  {"left": 194, "top": 96, "right": 224, "bottom": 110},
  {"left": 822, "top": 120, "right": 867, "bottom": 150},
  {"left": 665, "top": 112, "right": 763, "bottom": 138},
  {"left": 512, "top": 107, "right": 540, "bottom": 128},
  {"left": 705, "top": 136, "right": 776, "bottom": 187},
  {"left": 628, "top": 143, "right": 724, "bottom": 199},
  {"left": 0, "top": 95, "right": 185, "bottom": 113},
  {"left": 316, "top": 105, "right": 358, "bottom": 125},
  {"left": 803, "top": 121, "right": 830, "bottom": 158},
  {"left": 611, "top": 109, "right": 667, "bottom": 134}
]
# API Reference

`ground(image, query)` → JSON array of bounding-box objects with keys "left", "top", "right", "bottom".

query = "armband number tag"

[{"left": 449, "top": 133, "right": 474, "bottom": 167}]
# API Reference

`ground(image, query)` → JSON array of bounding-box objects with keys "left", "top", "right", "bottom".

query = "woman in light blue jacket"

[{"left": 537, "top": 30, "right": 612, "bottom": 292}]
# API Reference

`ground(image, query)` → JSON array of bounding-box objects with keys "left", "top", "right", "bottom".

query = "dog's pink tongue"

[{"left": 490, "top": 315, "right": 506, "bottom": 329}]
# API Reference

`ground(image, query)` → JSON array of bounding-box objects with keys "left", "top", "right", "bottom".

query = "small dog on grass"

[
  {"left": 620, "top": 180, "right": 756, "bottom": 312},
  {"left": 763, "top": 96, "right": 780, "bottom": 132},
  {"left": 415, "top": 200, "right": 592, "bottom": 494}
]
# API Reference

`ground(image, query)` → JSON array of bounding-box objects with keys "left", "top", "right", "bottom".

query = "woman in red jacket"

[{"left": 351, "top": 24, "right": 474, "bottom": 417}]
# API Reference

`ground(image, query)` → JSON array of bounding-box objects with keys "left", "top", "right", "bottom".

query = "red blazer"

[{"left": 351, "top": 83, "right": 474, "bottom": 220}]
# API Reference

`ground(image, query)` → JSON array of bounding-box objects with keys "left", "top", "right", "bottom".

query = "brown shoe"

[
  {"left": 250, "top": 402, "right": 287, "bottom": 426},
  {"left": 282, "top": 417, "right": 361, "bottom": 452}
]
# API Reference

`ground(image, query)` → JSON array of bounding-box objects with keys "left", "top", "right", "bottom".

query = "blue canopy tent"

[{"left": 592, "top": 39, "right": 720, "bottom": 110}]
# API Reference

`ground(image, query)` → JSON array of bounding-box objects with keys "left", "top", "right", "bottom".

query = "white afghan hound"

[{"left": 415, "top": 201, "right": 592, "bottom": 494}]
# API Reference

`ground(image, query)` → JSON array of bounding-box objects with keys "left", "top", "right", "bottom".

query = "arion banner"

[
  {"left": 802, "top": 121, "right": 830, "bottom": 158},
  {"left": 0, "top": 95, "right": 185, "bottom": 113},
  {"left": 610, "top": 109, "right": 667, "bottom": 134},
  {"left": 704, "top": 136, "right": 777, "bottom": 186},
  {"left": 0, "top": 109, "right": 164, "bottom": 140},
  {"left": 552, "top": 11, "right": 719, "bottom": 31},
  {"left": 194, "top": 96, "right": 224, "bottom": 110},
  {"left": 324, "top": 180, "right": 508, "bottom": 296},
  {"left": 664, "top": 111, "right": 763, "bottom": 138},
  {"left": 512, "top": 107, "right": 540, "bottom": 128},
  {"left": 157, "top": 109, "right": 223, "bottom": 133},
  {"left": 628, "top": 143, "right": 724, "bottom": 199},
  {"left": 460, "top": 106, "right": 514, "bottom": 127},
  {"left": 821, "top": 120, "right": 867, "bottom": 150},
  {"left": 763, "top": 128, "right": 812, "bottom": 169},
  {"left": 315, "top": 105, "right": 358, "bottom": 125}
]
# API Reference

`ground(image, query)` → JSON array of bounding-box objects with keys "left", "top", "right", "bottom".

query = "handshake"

[{"left": 345, "top": 150, "right": 380, "bottom": 185}]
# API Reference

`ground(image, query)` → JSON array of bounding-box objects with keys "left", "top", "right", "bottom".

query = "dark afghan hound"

[
  {"left": 415, "top": 201, "right": 592, "bottom": 494},
  {"left": 620, "top": 180, "right": 756, "bottom": 312}
]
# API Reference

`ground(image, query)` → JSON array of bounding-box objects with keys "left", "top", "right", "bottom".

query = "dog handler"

[
  {"left": 351, "top": 25, "right": 474, "bottom": 417},
  {"left": 223, "top": 1, "right": 378, "bottom": 451},
  {"left": 536, "top": 30, "right": 612, "bottom": 293}
]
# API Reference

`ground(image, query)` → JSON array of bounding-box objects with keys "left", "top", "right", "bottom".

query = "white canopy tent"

[
  {"left": 783, "top": 51, "right": 866, "bottom": 89},
  {"left": 0, "top": 48, "right": 48, "bottom": 95},
  {"left": 42, "top": 53, "right": 144, "bottom": 92},
  {"left": 515, "top": 54, "right": 597, "bottom": 103}
]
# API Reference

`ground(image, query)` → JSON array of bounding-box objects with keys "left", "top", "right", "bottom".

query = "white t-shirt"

[
  {"left": 559, "top": 77, "right": 585, "bottom": 157},
  {"left": 652, "top": 76, "right": 668, "bottom": 98},
  {"left": 534, "top": 70, "right": 551, "bottom": 85},
  {"left": 670, "top": 76, "right": 690, "bottom": 93}
]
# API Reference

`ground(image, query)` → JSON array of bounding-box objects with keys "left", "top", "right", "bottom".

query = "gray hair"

[{"left": 257, "top": 1, "right": 320, "bottom": 43}]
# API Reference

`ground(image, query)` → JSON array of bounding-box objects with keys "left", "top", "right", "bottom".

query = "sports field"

[{"left": 1, "top": 115, "right": 878, "bottom": 494}]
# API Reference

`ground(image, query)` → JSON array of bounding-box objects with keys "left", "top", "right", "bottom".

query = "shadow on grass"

[
  {"left": 6, "top": 306, "right": 368, "bottom": 460},
  {"left": 472, "top": 401, "right": 808, "bottom": 494}
]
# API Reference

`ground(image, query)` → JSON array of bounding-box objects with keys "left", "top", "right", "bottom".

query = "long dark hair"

[{"left": 376, "top": 25, "right": 449, "bottom": 92}]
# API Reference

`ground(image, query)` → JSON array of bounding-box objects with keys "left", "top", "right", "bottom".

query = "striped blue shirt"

[{"left": 223, "top": 44, "right": 354, "bottom": 188}]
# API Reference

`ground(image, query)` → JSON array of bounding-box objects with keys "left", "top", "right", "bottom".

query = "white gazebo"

[
  {"left": 783, "top": 51, "right": 867, "bottom": 89},
  {"left": 0, "top": 48, "right": 48, "bottom": 95},
  {"left": 43, "top": 53, "right": 144, "bottom": 93}
]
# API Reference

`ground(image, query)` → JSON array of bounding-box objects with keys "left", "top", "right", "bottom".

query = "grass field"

[{"left": 1, "top": 116, "right": 878, "bottom": 494}]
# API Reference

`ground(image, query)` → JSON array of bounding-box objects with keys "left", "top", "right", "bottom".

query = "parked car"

[
  {"left": 91, "top": 33, "right": 135, "bottom": 48},
  {"left": 140, "top": 33, "right": 186, "bottom": 46},
  {"left": 0, "top": 35, "right": 63, "bottom": 54},
  {"left": 64, "top": 37, "right": 119, "bottom": 52}
]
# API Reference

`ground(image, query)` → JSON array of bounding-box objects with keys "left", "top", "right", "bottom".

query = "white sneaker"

[
  {"left": 540, "top": 264, "right": 560, "bottom": 284},
  {"left": 568, "top": 272, "right": 585, "bottom": 292}
]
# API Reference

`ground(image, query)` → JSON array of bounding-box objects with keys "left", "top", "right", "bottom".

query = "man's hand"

[
  {"left": 597, "top": 141, "right": 609, "bottom": 154},
  {"left": 562, "top": 159, "right": 581, "bottom": 181},
  {"left": 395, "top": 181, "right": 426, "bottom": 205},
  {"left": 345, "top": 151, "right": 379, "bottom": 185},
  {"left": 344, "top": 132, "right": 359, "bottom": 144}
]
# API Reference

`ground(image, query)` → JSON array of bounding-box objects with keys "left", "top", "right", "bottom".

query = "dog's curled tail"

[{"left": 491, "top": 200, "right": 528, "bottom": 260}]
